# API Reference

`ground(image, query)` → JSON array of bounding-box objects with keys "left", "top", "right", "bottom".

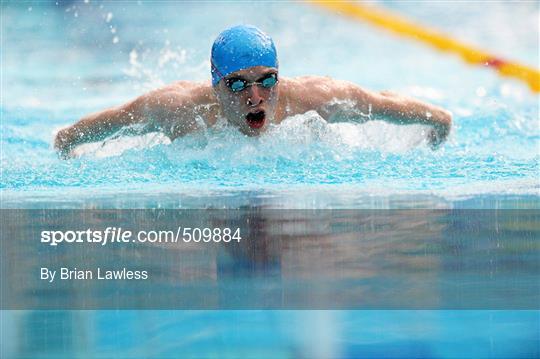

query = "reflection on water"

[
  {"left": 3, "top": 310, "right": 539, "bottom": 358},
  {"left": 3, "top": 209, "right": 538, "bottom": 310},
  {"left": 1, "top": 208, "right": 539, "bottom": 357}
]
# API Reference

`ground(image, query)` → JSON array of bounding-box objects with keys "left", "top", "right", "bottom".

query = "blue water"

[
  {"left": 1, "top": 1, "right": 539, "bottom": 358},
  {"left": 1, "top": 1, "right": 539, "bottom": 204},
  {"left": 2, "top": 310, "right": 539, "bottom": 358}
]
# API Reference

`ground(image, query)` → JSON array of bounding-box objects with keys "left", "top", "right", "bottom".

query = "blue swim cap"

[{"left": 211, "top": 25, "right": 278, "bottom": 87}]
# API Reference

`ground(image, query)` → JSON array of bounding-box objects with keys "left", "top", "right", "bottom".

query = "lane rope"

[{"left": 310, "top": 1, "right": 540, "bottom": 93}]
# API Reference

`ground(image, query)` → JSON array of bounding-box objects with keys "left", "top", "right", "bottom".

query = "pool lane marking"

[{"left": 309, "top": 1, "right": 540, "bottom": 93}]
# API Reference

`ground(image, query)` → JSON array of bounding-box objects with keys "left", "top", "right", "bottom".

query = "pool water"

[
  {"left": 2, "top": 310, "right": 539, "bottom": 358},
  {"left": 1, "top": 1, "right": 539, "bottom": 358},
  {"left": 1, "top": 0, "right": 539, "bottom": 203}
]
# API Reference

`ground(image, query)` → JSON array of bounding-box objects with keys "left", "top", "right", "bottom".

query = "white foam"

[
  {"left": 72, "top": 132, "right": 170, "bottom": 158},
  {"left": 267, "top": 111, "right": 432, "bottom": 153},
  {"left": 70, "top": 111, "right": 436, "bottom": 159}
]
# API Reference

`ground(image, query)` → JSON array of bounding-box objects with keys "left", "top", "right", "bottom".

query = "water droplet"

[
  {"left": 106, "top": 12, "right": 113, "bottom": 23},
  {"left": 129, "top": 49, "right": 138, "bottom": 64},
  {"left": 112, "top": 36, "right": 119, "bottom": 44},
  {"left": 475, "top": 86, "right": 486, "bottom": 97}
]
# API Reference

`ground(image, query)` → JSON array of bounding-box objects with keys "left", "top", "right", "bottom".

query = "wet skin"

[
  {"left": 214, "top": 66, "right": 280, "bottom": 136},
  {"left": 54, "top": 66, "right": 452, "bottom": 157}
]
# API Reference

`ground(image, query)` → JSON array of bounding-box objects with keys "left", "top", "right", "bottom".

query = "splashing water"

[{"left": 1, "top": 1, "right": 538, "bottom": 204}]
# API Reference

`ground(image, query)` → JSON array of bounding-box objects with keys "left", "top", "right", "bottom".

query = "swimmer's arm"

[
  {"left": 368, "top": 90, "right": 452, "bottom": 148},
  {"left": 316, "top": 80, "right": 452, "bottom": 148},
  {"left": 54, "top": 89, "right": 193, "bottom": 157},
  {"left": 54, "top": 100, "right": 149, "bottom": 157}
]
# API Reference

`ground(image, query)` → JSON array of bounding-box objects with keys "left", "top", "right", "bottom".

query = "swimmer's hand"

[
  {"left": 426, "top": 109, "right": 452, "bottom": 150},
  {"left": 427, "top": 122, "right": 450, "bottom": 149},
  {"left": 54, "top": 128, "right": 76, "bottom": 159}
]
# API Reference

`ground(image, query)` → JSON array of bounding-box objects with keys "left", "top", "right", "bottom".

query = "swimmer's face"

[{"left": 214, "top": 66, "right": 279, "bottom": 136}]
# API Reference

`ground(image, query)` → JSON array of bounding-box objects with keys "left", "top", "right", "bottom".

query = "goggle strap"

[{"left": 211, "top": 60, "right": 226, "bottom": 83}]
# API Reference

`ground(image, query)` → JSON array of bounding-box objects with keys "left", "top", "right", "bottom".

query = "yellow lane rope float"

[{"left": 309, "top": 1, "right": 540, "bottom": 93}]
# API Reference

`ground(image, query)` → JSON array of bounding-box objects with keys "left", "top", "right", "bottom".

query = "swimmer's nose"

[{"left": 246, "top": 86, "right": 263, "bottom": 107}]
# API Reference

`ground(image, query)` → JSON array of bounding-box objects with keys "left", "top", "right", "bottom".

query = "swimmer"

[{"left": 54, "top": 25, "right": 452, "bottom": 157}]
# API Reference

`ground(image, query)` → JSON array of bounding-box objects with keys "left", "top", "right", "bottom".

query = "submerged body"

[{"left": 54, "top": 25, "right": 452, "bottom": 157}]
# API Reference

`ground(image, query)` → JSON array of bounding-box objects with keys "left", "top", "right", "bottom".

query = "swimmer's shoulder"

[
  {"left": 150, "top": 80, "right": 216, "bottom": 106},
  {"left": 140, "top": 80, "right": 218, "bottom": 127},
  {"left": 165, "top": 80, "right": 214, "bottom": 98},
  {"left": 280, "top": 76, "right": 365, "bottom": 103},
  {"left": 279, "top": 75, "right": 338, "bottom": 100},
  {"left": 277, "top": 76, "right": 332, "bottom": 118},
  {"left": 279, "top": 75, "right": 336, "bottom": 94},
  {"left": 281, "top": 75, "right": 332, "bottom": 85},
  {"left": 277, "top": 76, "right": 361, "bottom": 119},
  {"left": 282, "top": 75, "right": 359, "bottom": 88}
]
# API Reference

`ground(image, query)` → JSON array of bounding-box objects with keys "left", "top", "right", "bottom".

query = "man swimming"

[{"left": 54, "top": 25, "right": 452, "bottom": 156}]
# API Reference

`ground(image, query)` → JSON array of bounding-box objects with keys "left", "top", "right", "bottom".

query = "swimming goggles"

[{"left": 225, "top": 73, "right": 278, "bottom": 92}]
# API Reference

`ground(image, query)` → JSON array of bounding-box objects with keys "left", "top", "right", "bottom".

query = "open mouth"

[{"left": 245, "top": 110, "right": 266, "bottom": 129}]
